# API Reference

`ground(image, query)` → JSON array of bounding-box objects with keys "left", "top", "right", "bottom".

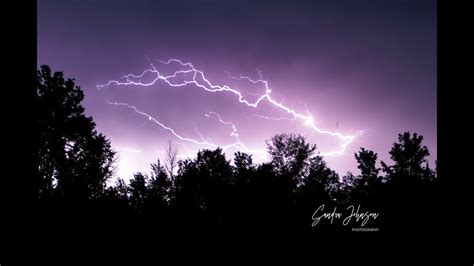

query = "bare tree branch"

[{"left": 164, "top": 140, "right": 178, "bottom": 178}]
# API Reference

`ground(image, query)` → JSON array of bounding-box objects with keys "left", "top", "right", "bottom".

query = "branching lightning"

[
  {"left": 205, "top": 111, "right": 245, "bottom": 148},
  {"left": 248, "top": 114, "right": 297, "bottom": 122},
  {"left": 105, "top": 98, "right": 249, "bottom": 151},
  {"left": 99, "top": 58, "right": 363, "bottom": 157}
]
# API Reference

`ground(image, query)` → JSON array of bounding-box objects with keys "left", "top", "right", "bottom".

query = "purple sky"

[{"left": 38, "top": 0, "right": 437, "bottom": 180}]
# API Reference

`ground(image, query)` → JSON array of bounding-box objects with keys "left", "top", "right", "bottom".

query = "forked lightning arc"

[{"left": 98, "top": 58, "right": 363, "bottom": 157}]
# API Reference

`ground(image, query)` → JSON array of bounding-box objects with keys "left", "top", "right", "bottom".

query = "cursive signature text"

[{"left": 312, "top": 204, "right": 379, "bottom": 227}]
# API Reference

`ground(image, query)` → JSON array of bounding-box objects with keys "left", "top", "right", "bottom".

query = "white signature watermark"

[{"left": 311, "top": 204, "right": 379, "bottom": 228}]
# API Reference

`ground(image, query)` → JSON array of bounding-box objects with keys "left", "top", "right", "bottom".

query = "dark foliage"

[{"left": 36, "top": 65, "right": 115, "bottom": 200}]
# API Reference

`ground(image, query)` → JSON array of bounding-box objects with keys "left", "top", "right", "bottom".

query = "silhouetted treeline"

[{"left": 32, "top": 65, "right": 440, "bottom": 234}]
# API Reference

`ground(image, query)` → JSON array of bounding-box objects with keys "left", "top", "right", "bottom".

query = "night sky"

[{"left": 38, "top": 0, "right": 437, "bottom": 180}]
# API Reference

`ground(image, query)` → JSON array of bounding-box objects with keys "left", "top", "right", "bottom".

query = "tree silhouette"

[
  {"left": 148, "top": 159, "right": 172, "bottom": 208},
  {"left": 381, "top": 132, "right": 434, "bottom": 185},
  {"left": 355, "top": 148, "right": 380, "bottom": 183},
  {"left": 340, "top": 148, "right": 383, "bottom": 208},
  {"left": 233, "top": 151, "right": 255, "bottom": 187},
  {"left": 267, "top": 133, "right": 316, "bottom": 179},
  {"left": 173, "top": 148, "right": 234, "bottom": 226},
  {"left": 376, "top": 132, "right": 438, "bottom": 232},
  {"left": 128, "top": 172, "right": 148, "bottom": 212},
  {"left": 164, "top": 140, "right": 178, "bottom": 179},
  {"left": 102, "top": 178, "right": 129, "bottom": 203},
  {"left": 231, "top": 151, "right": 256, "bottom": 226},
  {"left": 301, "top": 155, "right": 339, "bottom": 201},
  {"left": 296, "top": 154, "right": 340, "bottom": 230},
  {"left": 36, "top": 65, "right": 115, "bottom": 200}
]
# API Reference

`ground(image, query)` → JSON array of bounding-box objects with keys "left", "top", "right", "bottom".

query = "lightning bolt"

[
  {"left": 193, "top": 123, "right": 210, "bottom": 144},
  {"left": 105, "top": 99, "right": 257, "bottom": 153},
  {"left": 247, "top": 113, "right": 297, "bottom": 122},
  {"left": 99, "top": 58, "right": 363, "bottom": 157},
  {"left": 205, "top": 111, "right": 244, "bottom": 148}
]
